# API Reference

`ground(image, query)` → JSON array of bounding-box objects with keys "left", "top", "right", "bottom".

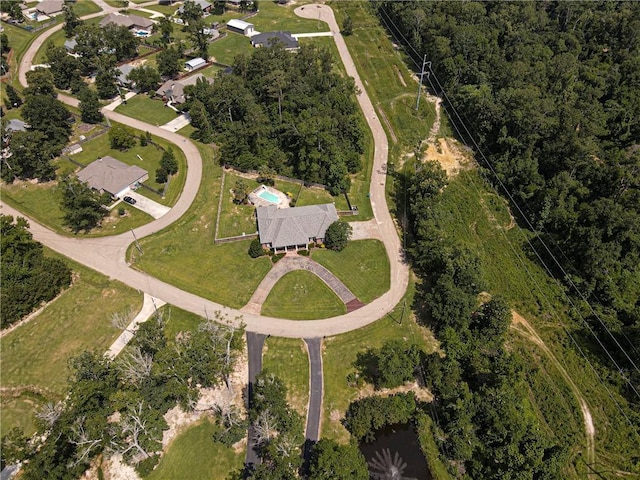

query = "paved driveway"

[{"left": 120, "top": 191, "right": 170, "bottom": 219}]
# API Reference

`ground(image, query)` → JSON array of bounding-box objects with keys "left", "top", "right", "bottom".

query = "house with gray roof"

[
  {"left": 99, "top": 13, "right": 154, "bottom": 31},
  {"left": 36, "top": 0, "right": 64, "bottom": 16},
  {"left": 177, "top": 0, "right": 212, "bottom": 14},
  {"left": 250, "top": 31, "right": 299, "bottom": 50},
  {"left": 156, "top": 73, "right": 214, "bottom": 105},
  {"left": 116, "top": 63, "right": 135, "bottom": 86},
  {"left": 76, "top": 156, "right": 148, "bottom": 197},
  {"left": 256, "top": 204, "right": 338, "bottom": 251}
]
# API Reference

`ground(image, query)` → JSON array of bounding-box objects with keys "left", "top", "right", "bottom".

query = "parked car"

[{"left": 123, "top": 196, "right": 136, "bottom": 205}]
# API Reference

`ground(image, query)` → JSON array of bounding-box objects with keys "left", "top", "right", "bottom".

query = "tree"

[
  {"left": 0, "top": 0, "right": 24, "bottom": 22},
  {"left": 160, "top": 148, "right": 178, "bottom": 175},
  {"left": 63, "top": 3, "right": 82, "bottom": 38},
  {"left": 248, "top": 238, "right": 265, "bottom": 258},
  {"left": 257, "top": 164, "right": 276, "bottom": 186},
  {"left": 127, "top": 65, "right": 161, "bottom": 93},
  {"left": 109, "top": 124, "right": 136, "bottom": 150},
  {"left": 46, "top": 43, "right": 81, "bottom": 90},
  {"left": 78, "top": 87, "right": 103, "bottom": 124},
  {"left": 179, "top": 0, "right": 203, "bottom": 25},
  {"left": 342, "top": 14, "right": 354, "bottom": 36},
  {"left": 20, "top": 95, "right": 71, "bottom": 152},
  {"left": 324, "top": 220, "right": 352, "bottom": 251},
  {"left": 0, "top": 215, "right": 71, "bottom": 327},
  {"left": 188, "top": 99, "right": 214, "bottom": 142},
  {"left": 233, "top": 179, "right": 249, "bottom": 204},
  {"left": 102, "top": 24, "right": 138, "bottom": 61},
  {"left": 4, "top": 84, "right": 22, "bottom": 108},
  {"left": 1, "top": 131, "right": 57, "bottom": 183},
  {"left": 308, "top": 439, "right": 369, "bottom": 480},
  {"left": 155, "top": 167, "right": 168, "bottom": 184},
  {"left": 58, "top": 175, "right": 110, "bottom": 233},
  {"left": 154, "top": 16, "right": 174, "bottom": 45},
  {"left": 95, "top": 65, "right": 119, "bottom": 99},
  {"left": 24, "top": 68, "right": 56, "bottom": 97},
  {"left": 156, "top": 47, "right": 181, "bottom": 78}
]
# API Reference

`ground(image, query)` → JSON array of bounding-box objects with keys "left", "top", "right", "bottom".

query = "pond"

[{"left": 359, "top": 423, "right": 432, "bottom": 480}]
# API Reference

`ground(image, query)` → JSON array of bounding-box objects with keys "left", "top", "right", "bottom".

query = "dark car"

[{"left": 123, "top": 196, "right": 136, "bottom": 205}]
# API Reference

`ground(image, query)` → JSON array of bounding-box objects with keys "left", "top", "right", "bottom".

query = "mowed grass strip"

[
  {"left": 263, "top": 337, "right": 310, "bottom": 418},
  {"left": 251, "top": 1, "right": 329, "bottom": 34},
  {"left": 261, "top": 270, "right": 346, "bottom": 320},
  {"left": 132, "top": 145, "right": 273, "bottom": 308},
  {"left": 115, "top": 94, "right": 179, "bottom": 126},
  {"left": 147, "top": 419, "right": 244, "bottom": 480},
  {"left": 0, "top": 251, "right": 142, "bottom": 433},
  {"left": 311, "top": 239, "right": 389, "bottom": 303},
  {"left": 208, "top": 32, "right": 254, "bottom": 65}
]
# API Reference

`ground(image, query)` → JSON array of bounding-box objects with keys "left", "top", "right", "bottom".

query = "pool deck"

[{"left": 248, "top": 185, "right": 290, "bottom": 208}]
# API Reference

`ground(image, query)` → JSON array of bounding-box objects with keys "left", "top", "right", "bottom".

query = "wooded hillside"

[{"left": 378, "top": 0, "right": 639, "bottom": 401}]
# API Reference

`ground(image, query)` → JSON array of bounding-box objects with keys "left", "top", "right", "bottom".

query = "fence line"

[
  {"left": 214, "top": 168, "right": 226, "bottom": 241},
  {"left": 214, "top": 233, "right": 258, "bottom": 245}
]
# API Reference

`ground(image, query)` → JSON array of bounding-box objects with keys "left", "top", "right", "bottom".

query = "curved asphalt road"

[{"left": 4, "top": 2, "right": 409, "bottom": 339}]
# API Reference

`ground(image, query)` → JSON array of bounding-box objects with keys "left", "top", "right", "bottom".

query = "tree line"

[{"left": 186, "top": 43, "right": 366, "bottom": 194}]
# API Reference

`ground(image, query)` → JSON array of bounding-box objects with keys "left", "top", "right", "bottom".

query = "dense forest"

[
  {"left": 186, "top": 43, "right": 366, "bottom": 194},
  {"left": 378, "top": 0, "right": 639, "bottom": 407},
  {"left": 0, "top": 215, "right": 71, "bottom": 328}
]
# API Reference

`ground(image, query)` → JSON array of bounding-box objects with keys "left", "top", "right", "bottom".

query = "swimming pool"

[
  {"left": 134, "top": 30, "right": 150, "bottom": 37},
  {"left": 257, "top": 188, "right": 280, "bottom": 204}
]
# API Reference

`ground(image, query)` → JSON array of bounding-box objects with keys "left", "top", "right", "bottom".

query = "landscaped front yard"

[
  {"left": 261, "top": 270, "right": 346, "bottom": 320},
  {"left": 115, "top": 94, "right": 179, "bottom": 126}
]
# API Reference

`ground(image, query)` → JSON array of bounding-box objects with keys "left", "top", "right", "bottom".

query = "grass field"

[
  {"left": 132, "top": 144, "right": 273, "bottom": 309},
  {"left": 147, "top": 419, "right": 244, "bottom": 480},
  {"left": 115, "top": 94, "right": 180, "bottom": 126},
  {"left": 0, "top": 251, "right": 142, "bottom": 436},
  {"left": 261, "top": 270, "right": 346, "bottom": 320},
  {"left": 311, "top": 239, "right": 389, "bottom": 303},
  {"left": 262, "top": 337, "right": 310, "bottom": 417},
  {"left": 251, "top": 1, "right": 329, "bottom": 34},
  {"left": 208, "top": 32, "right": 253, "bottom": 65}
]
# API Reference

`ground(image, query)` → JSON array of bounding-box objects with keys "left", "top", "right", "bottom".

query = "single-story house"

[
  {"left": 250, "top": 31, "right": 299, "bottom": 50},
  {"left": 63, "top": 38, "right": 77, "bottom": 52},
  {"left": 226, "top": 18, "right": 255, "bottom": 36},
  {"left": 5, "top": 119, "right": 27, "bottom": 133},
  {"left": 185, "top": 57, "right": 207, "bottom": 71},
  {"left": 76, "top": 156, "right": 148, "bottom": 198},
  {"left": 156, "top": 73, "right": 214, "bottom": 104},
  {"left": 177, "top": 0, "right": 212, "bottom": 14},
  {"left": 36, "top": 0, "right": 64, "bottom": 16},
  {"left": 256, "top": 203, "right": 338, "bottom": 251},
  {"left": 99, "top": 13, "right": 154, "bottom": 31},
  {"left": 116, "top": 63, "right": 136, "bottom": 87}
]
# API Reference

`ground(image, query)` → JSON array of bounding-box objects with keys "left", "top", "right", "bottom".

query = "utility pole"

[
  {"left": 415, "top": 55, "right": 430, "bottom": 111},
  {"left": 131, "top": 228, "right": 143, "bottom": 255}
]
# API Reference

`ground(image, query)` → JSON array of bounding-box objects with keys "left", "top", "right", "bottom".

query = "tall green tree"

[
  {"left": 45, "top": 43, "right": 81, "bottom": 90},
  {"left": 127, "top": 65, "right": 161, "bottom": 93},
  {"left": 4, "top": 84, "right": 22, "bottom": 108},
  {"left": 324, "top": 220, "right": 352, "bottom": 251},
  {"left": 21, "top": 95, "right": 71, "bottom": 152},
  {"left": 62, "top": 3, "right": 82, "bottom": 38},
  {"left": 78, "top": 87, "right": 104, "bottom": 124},
  {"left": 1, "top": 131, "right": 57, "bottom": 183},
  {"left": 308, "top": 439, "right": 369, "bottom": 480},
  {"left": 156, "top": 47, "right": 181, "bottom": 78},
  {"left": 108, "top": 124, "right": 136, "bottom": 150},
  {"left": 58, "top": 175, "right": 110, "bottom": 233}
]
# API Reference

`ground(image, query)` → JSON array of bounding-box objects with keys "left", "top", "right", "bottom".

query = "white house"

[
  {"left": 226, "top": 19, "right": 255, "bottom": 36},
  {"left": 185, "top": 57, "right": 207, "bottom": 71}
]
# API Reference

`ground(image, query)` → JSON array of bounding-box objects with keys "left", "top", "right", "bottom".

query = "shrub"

[
  {"left": 118, "top": 207, "right": 125, "bottom": 216},
  {"left": 156, "top": 167, "right": 168, "bottom": 184},
  {"left": 272, "top": 253, "right": 285, "bottom": 263},
  {"left": 135, "top": 455, "right": 159, "bottom": 478},
  {"left": 248, "top": 238, "right": 264, "bottom": 258},
  {"left": 324, "top": 220, "right": 352, "bottom": 251},
  {"left": 298, "top": 249, "right": 310, "bottom": 256}
]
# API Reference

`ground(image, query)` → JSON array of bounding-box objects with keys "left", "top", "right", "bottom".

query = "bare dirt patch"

[
  {"left": 423, "top": 137, "right": 472, "bottom": 177},
  {"left": 356, "top": 381, "right": 433, "bottom": 403}
]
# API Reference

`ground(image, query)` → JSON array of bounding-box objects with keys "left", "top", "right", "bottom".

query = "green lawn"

[
  {"left": 208, "top": 32, "right": 253, "bottom": 65},
  {"left": 147, "top": 419, "right": 244, "bottom": 480},
  {"left": 263, "top": 337, "right": 310, "bottom": 417},
  {"left": 251, "top": 1, "right": 329, "bottom": 34},
  {"left": 0, "top": 252, "right": 142, "bottom": 435},
  {"left": 217, "top": 172, "right": 260, "bottom": 239},
  {"left": 261, "top": 270, "right": 346, "bottom": 320},
  {"left": 115, "top": 94, "right": 180, "bottom": 126},
  {"left": 321, "top": 278, "right": 435, "bottom": 443},
  {"left": 312, "top": 239, "right": 389, "bottom": 303},
  {"left": 131, "top": 144, "right": 273, "bottom": 309},
  {"left": 33, "top": 26, "right": 67, "bottom": 64},
  {"left": 2, "top": 24, "right": 40, "bottom": 92}
]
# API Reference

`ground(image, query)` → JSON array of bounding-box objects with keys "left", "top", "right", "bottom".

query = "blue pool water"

[{"left": 258, "top": 189, "right": 280, "bottom": 204}]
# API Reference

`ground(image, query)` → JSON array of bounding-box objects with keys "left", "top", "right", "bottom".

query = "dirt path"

[{"left": 511, "top": 312, "right": 596, "bottom": 472}]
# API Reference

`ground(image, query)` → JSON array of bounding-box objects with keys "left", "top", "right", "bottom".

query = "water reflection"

[{"left": 359, "top": 423, "right": 431, "bottom": 480}]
